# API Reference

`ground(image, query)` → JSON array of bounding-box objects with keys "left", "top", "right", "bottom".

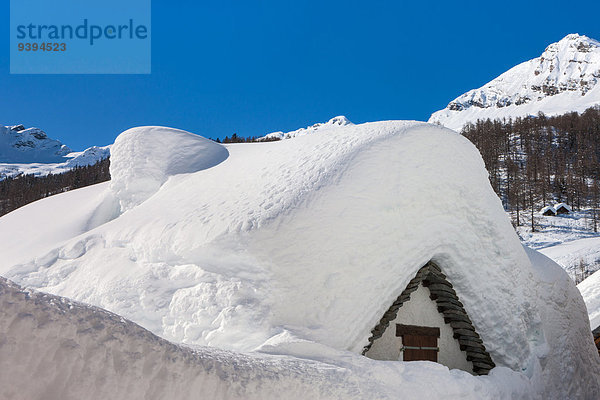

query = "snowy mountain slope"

[
  {"left": 0, "top": 125, "right": 110, "bottom": 179},
  {"left": 540, "top": 236, "right": 600, "bottom": 275},
  {"left": 0, "top": 145, "right": 111, "bottom": 179},
  {"left": 511, "top": 210, "right": 600, "bottom": 277},
  {"left": 0, "top": 121, "right": 597, "bottom": 398},
  {"left": 0, "top": 181, "right": 119, "bottom": 267},
  {"left": 429, "top": 34, "right": 600, "bottom": 131},
  {"left": 259, "top": 116, "right": 353, "bottom": 140},
  {"left": 0, "top": 276, "right": 538, "bottom": 400},
  {"left": 0, "top": 124, "right": 71, "bottom": 163}
]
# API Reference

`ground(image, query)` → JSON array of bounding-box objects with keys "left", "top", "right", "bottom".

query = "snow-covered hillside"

[
  {"left": 0, "top": 125, "right": 110, "bottom": 179},
  {"left": 514, "top": 210, "right": 600, "bottom": 277},
  {"left": 0, "top": 145, "right": 111, "bottom": 179},
  {"left": 429, "top": 34, "right": 600, "bottom": 131},
  {"left": 0, "top": 121, "right": 597, "bottom": 398},
  {"left": 259, "top": 116, "right": 353, "bottom": 140}
]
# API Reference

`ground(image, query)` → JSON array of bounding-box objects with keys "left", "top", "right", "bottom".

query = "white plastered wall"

[{"left": 365, "top": 283, "right": 474, "bottom": 373}]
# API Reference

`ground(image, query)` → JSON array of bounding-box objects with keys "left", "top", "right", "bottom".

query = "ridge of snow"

[
  {"left": 259, "top": 116, "right": 353, "bottom": 140},
  {"left": 109, "top": 126, "right": 229, "bottom": 211},
  {"left": 429, "top": 34, "right": 600, "bottom": 131}
]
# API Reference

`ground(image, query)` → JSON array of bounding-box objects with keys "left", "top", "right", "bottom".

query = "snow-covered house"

[
  {"left": 540, "top": 206, "right": 557, "bottom": 216},
  {"left": 0, "top": 120, "right": 598, "bottom": 399},
  {"left": 363, "top": 261, "right": 493, "bottom": 374},
  {"left": 554, "top": 203, "right": 572, "bottom": 215}
]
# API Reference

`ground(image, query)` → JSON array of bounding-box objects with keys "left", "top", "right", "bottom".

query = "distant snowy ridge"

[
  {"left": 0, "top": 124, "right": 71, "bottom": 163},
  {"left": 259, "top": 116, "right": 353, "bottom": 140},
  {"left": 429, "top": 34, "right": 600, "bottom": 131},
  {"left": 0, "top": 124, "right": 110, "bottom": 179}
]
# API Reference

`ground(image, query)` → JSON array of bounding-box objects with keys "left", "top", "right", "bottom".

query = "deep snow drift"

[
  {"left": 109, "top": 126, "right": 229, "bottom": 211},
  {"left": 0, "top": 121, "right": 598, "bottom": 398},
  {"left": 0, "top": 276, "right": 538, "bottom": 400},
  {"left": 429, "top": 34, "right": 600, "bottom": 131}
]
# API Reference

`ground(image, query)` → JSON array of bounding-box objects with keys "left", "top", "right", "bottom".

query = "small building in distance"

[
  {"left": 540, "top": 206, "right": 557, "bottom": 216},
  {"left": 554, "top": 203, "right": 572, "bottom": 215}
]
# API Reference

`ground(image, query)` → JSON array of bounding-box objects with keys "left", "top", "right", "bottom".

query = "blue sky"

[{"left": 2, "top": 0, "right": 600, "bottom": 150}]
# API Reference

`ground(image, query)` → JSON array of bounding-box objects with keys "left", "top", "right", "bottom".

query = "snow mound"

[
  {"left": 109, "top": 126, "right": 229, "bottom": 211},
  {"left": 0, "top": 276, "right": 538, "bottom": 400},
  {"left": 0, "top": 120, "right": 598, "bottom": 398},
  {"left": 429, "top": 34, "right": 600, "bottom": 131}
]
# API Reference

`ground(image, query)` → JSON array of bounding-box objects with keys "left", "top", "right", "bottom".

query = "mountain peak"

[
  {"left": 0, "top": 125, "right": 72, "bottom": 163},
  {"left": 429, "top": 34, "right": 600, "bottom": 131},
  {"left": 326, "top": 116, "right": 353, "bottom": 126}
]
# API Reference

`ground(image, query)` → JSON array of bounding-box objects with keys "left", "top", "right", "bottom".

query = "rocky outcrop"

[{"left": 0, "top": 125, "right": 72, "bottom": 163}]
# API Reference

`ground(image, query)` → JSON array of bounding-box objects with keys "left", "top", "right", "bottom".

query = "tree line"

[
  {"left": 213, "top": 133, "right": 282, "bottom": 143},
  {"left": 0, "top": 158, "right": 110, "bottom": 217},
  {"left": 462, "top": 106, "right": 600, "bottom": 232}
]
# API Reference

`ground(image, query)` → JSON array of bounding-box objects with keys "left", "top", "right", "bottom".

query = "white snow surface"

[
  {"left": 109, "top": 126, "right": 229, "bottom": 211},
  {"left": 0, "top": 276, "right": 535, "bottom": 400},
  {"left": 579, "top": 269, "right": 600, "bottom": 331},
  {"left": 515, "top": 210, "right": 600, "bottom": 278},
  {"left": 429, "top": 34, "right": 600, "bottom": 131},
  {"left": 0, "top": 121, "right": 598, "bottom": 398}
]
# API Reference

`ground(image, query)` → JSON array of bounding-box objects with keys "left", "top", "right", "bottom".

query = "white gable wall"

[{"left": 365, "top": 283, "right": 474, "bottom": 373}]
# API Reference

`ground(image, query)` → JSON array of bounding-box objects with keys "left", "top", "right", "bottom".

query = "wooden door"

[{"left": 402, "top": 334, "right": 438, "bottom": 361}]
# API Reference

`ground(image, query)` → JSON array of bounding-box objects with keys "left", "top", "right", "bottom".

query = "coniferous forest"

[
  {"left": 462, "top": 106, "right": 600, "bottom": 232},
  {"left": 0, "top": 158, "right": 110, "bottom": 217}
]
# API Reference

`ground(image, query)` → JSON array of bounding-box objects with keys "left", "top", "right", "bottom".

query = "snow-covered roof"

[
  {"left": 540, "top": 206, "right": 557, "bottom": 215},
  {"left": 554, "top": 202, "right": 572, "bottom": 212},
  {"left": 0, "top": 120, "right": 598, "bottom": 397}
]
